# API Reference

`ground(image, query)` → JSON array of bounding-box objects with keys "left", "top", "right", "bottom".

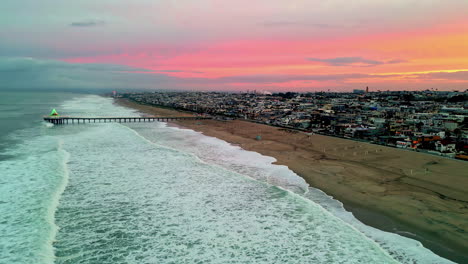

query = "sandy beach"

[{"left": 117, "top": 98, "right": 468, "bottom": 263}]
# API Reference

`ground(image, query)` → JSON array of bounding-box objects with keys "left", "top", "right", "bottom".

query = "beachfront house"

[{"left": 435, "top": 141, "right": 456, "bottom": 153}]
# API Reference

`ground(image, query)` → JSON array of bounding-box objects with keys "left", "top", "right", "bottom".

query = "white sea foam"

[
  {"left": 0, "top": 133, "right": 67, "bottom": 264},
  {"left": 18, "top": 94, "right": 452, "bottom": 264},
  {"left": 132, "top": 122, "right": 310, "bottom": 193},
  {"left": 123, "top": 120, "right": 454, "bottom": 264},
  {"left": 45, "top": 140, "right": 70, "bottom": 264},
  {"left": 53, "top": 122, "right": 398, "bottom": 263},
  {"left": 44, "top": 122, "right": 54, "bottom": 128},
  {"left": 305, "top": 188, "right": 455, "bottom": 264}
]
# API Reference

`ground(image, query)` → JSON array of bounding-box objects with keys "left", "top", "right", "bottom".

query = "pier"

[{"left": 43, "top": 116, "right": 211, "bottom": 125}]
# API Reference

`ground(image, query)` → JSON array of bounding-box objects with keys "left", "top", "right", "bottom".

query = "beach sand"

[{"left": 117, "top": 98, "right": 468, "bottom": 263}]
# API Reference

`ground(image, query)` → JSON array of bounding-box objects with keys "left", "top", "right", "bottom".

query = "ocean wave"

[
  {"left": 46, "top": 95, "right": 454, "bottom": 263},
  {"left": 0, "top": 133, "right": 69, "bottom": 264},
  {"left": 123, "top": 120, "right": 453, "bottom": 264}
]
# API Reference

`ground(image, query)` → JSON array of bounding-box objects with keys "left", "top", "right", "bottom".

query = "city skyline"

[{"left": 1, "top": 0, "right": 468, "bottom": 91}]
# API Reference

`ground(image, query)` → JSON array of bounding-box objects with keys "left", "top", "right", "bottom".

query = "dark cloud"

[
  {"left": 188, "top": 70, "right": 468, "bottom": 87},
  {"left": 213, "top": 70, "right": 468, "bottom": 85},
  {"left": 1, "top": 57, "right": 465, "bottom": 92},
  {"left": 0, "top": 58, "right": 151, "bottom": 73},
  {"left": 69, "top": 20, "right": 105, "bottom": 27},
  {"left": 0, "top": 57, "right": 173, "bottom": 91},
  {"left": 307, "top": 57, "right": 406, "bottom": 67},
  {"left": 386, "top": 59, "right": 407, "bottom": 64},
  {"left": 202, "top": 73, "right": 393, "bottom": 84}
]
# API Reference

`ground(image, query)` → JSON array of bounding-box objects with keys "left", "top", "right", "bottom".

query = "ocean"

[{"left": 0, "top": 92, "right": 454, "bottom": 263}]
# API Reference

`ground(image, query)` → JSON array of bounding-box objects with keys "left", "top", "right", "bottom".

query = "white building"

[{"left": 435, "top": 142, "right": 456, "bottom": 153}]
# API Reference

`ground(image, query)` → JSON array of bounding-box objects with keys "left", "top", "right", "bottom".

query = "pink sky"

[
  {"left": 2, "top": 0, "right": 468, "bottom": 91},
  {"left": 64, "top": 20, "right": 468, "bottom": 91}
]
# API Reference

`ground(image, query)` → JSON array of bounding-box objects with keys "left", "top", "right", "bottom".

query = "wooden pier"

[{"left": 43, "top": 116, "right": 210, "bottom": 125}]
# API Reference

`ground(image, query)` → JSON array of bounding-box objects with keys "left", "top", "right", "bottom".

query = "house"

[
  {"left": 396, "top": 140, "right": 412, "bottom": 149},
  {"left": 435, "top": 140, "right": 456, "bottom": 153}
]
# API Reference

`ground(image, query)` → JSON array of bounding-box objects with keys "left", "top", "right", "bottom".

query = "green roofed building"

[{"left": 49, "top": 109, "right": 59, "bottom": 116}]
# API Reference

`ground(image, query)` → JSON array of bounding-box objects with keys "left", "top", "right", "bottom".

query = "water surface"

[{"left": 0, "top": 92, "right": 453, "bottom": 264}]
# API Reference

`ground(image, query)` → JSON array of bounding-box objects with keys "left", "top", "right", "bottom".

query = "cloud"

[
  {"left": 157, "top": 70, "right": 183, "bottom": 73},
  {"left": 203, "top": 73, "right": 386, "bottom": 84},
  {"left": 386, "top": 59, "right": 407, "bottom": 64},
  {"left": 1, "top": 57, "right": 465, "bottom": 92},
  {"left": 0, "top": 57, "right": 385, "bottom": 91},
  {"left": 0, "top": 57, "right": 151, "bottom": 73},
  {"left": 263, "top": 21, "right": 331, "bottom": 28},
  {"left": 157, "top": 70, "right": 204, "bottom": 74},
  {"left": 307, "top": 57, "right": 406, "bottom": 67},
  {"left": 0, "top": 57, "right": 173, "bottom": 91},
  {"left": 69, "top": 20, "right": 105, "bottom": 27},
  {"left": 420, "top": 71, "right": 468, "bottom": 80},
  {"left": 188, "top": 70, "right": 468, "bottom": 87}
]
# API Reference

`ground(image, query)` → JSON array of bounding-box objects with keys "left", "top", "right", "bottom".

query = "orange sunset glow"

[{"left": 2, "top": 0, "right": 468, "bottom": 91}]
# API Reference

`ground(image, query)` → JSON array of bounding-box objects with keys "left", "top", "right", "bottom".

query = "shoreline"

[{"left": 116, "top": 98, "right": 468, "bottom": 263}]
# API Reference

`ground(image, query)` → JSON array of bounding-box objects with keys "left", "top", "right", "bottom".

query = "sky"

[{"left": 1, "top": 0, "right": 468, "bottom": 92}]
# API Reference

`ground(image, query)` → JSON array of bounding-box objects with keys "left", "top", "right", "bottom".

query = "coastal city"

[{"left": 120, "top": 89, "right": 468, "bottom": 160}]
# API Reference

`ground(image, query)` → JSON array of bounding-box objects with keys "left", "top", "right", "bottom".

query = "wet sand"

[{"left": 117, "top": 98, "right": 468, "bottom": 263}]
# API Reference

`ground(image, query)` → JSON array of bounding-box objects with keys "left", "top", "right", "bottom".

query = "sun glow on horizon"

[{"left": 2, "top": 0, "right": 468, "bottom": 91}]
